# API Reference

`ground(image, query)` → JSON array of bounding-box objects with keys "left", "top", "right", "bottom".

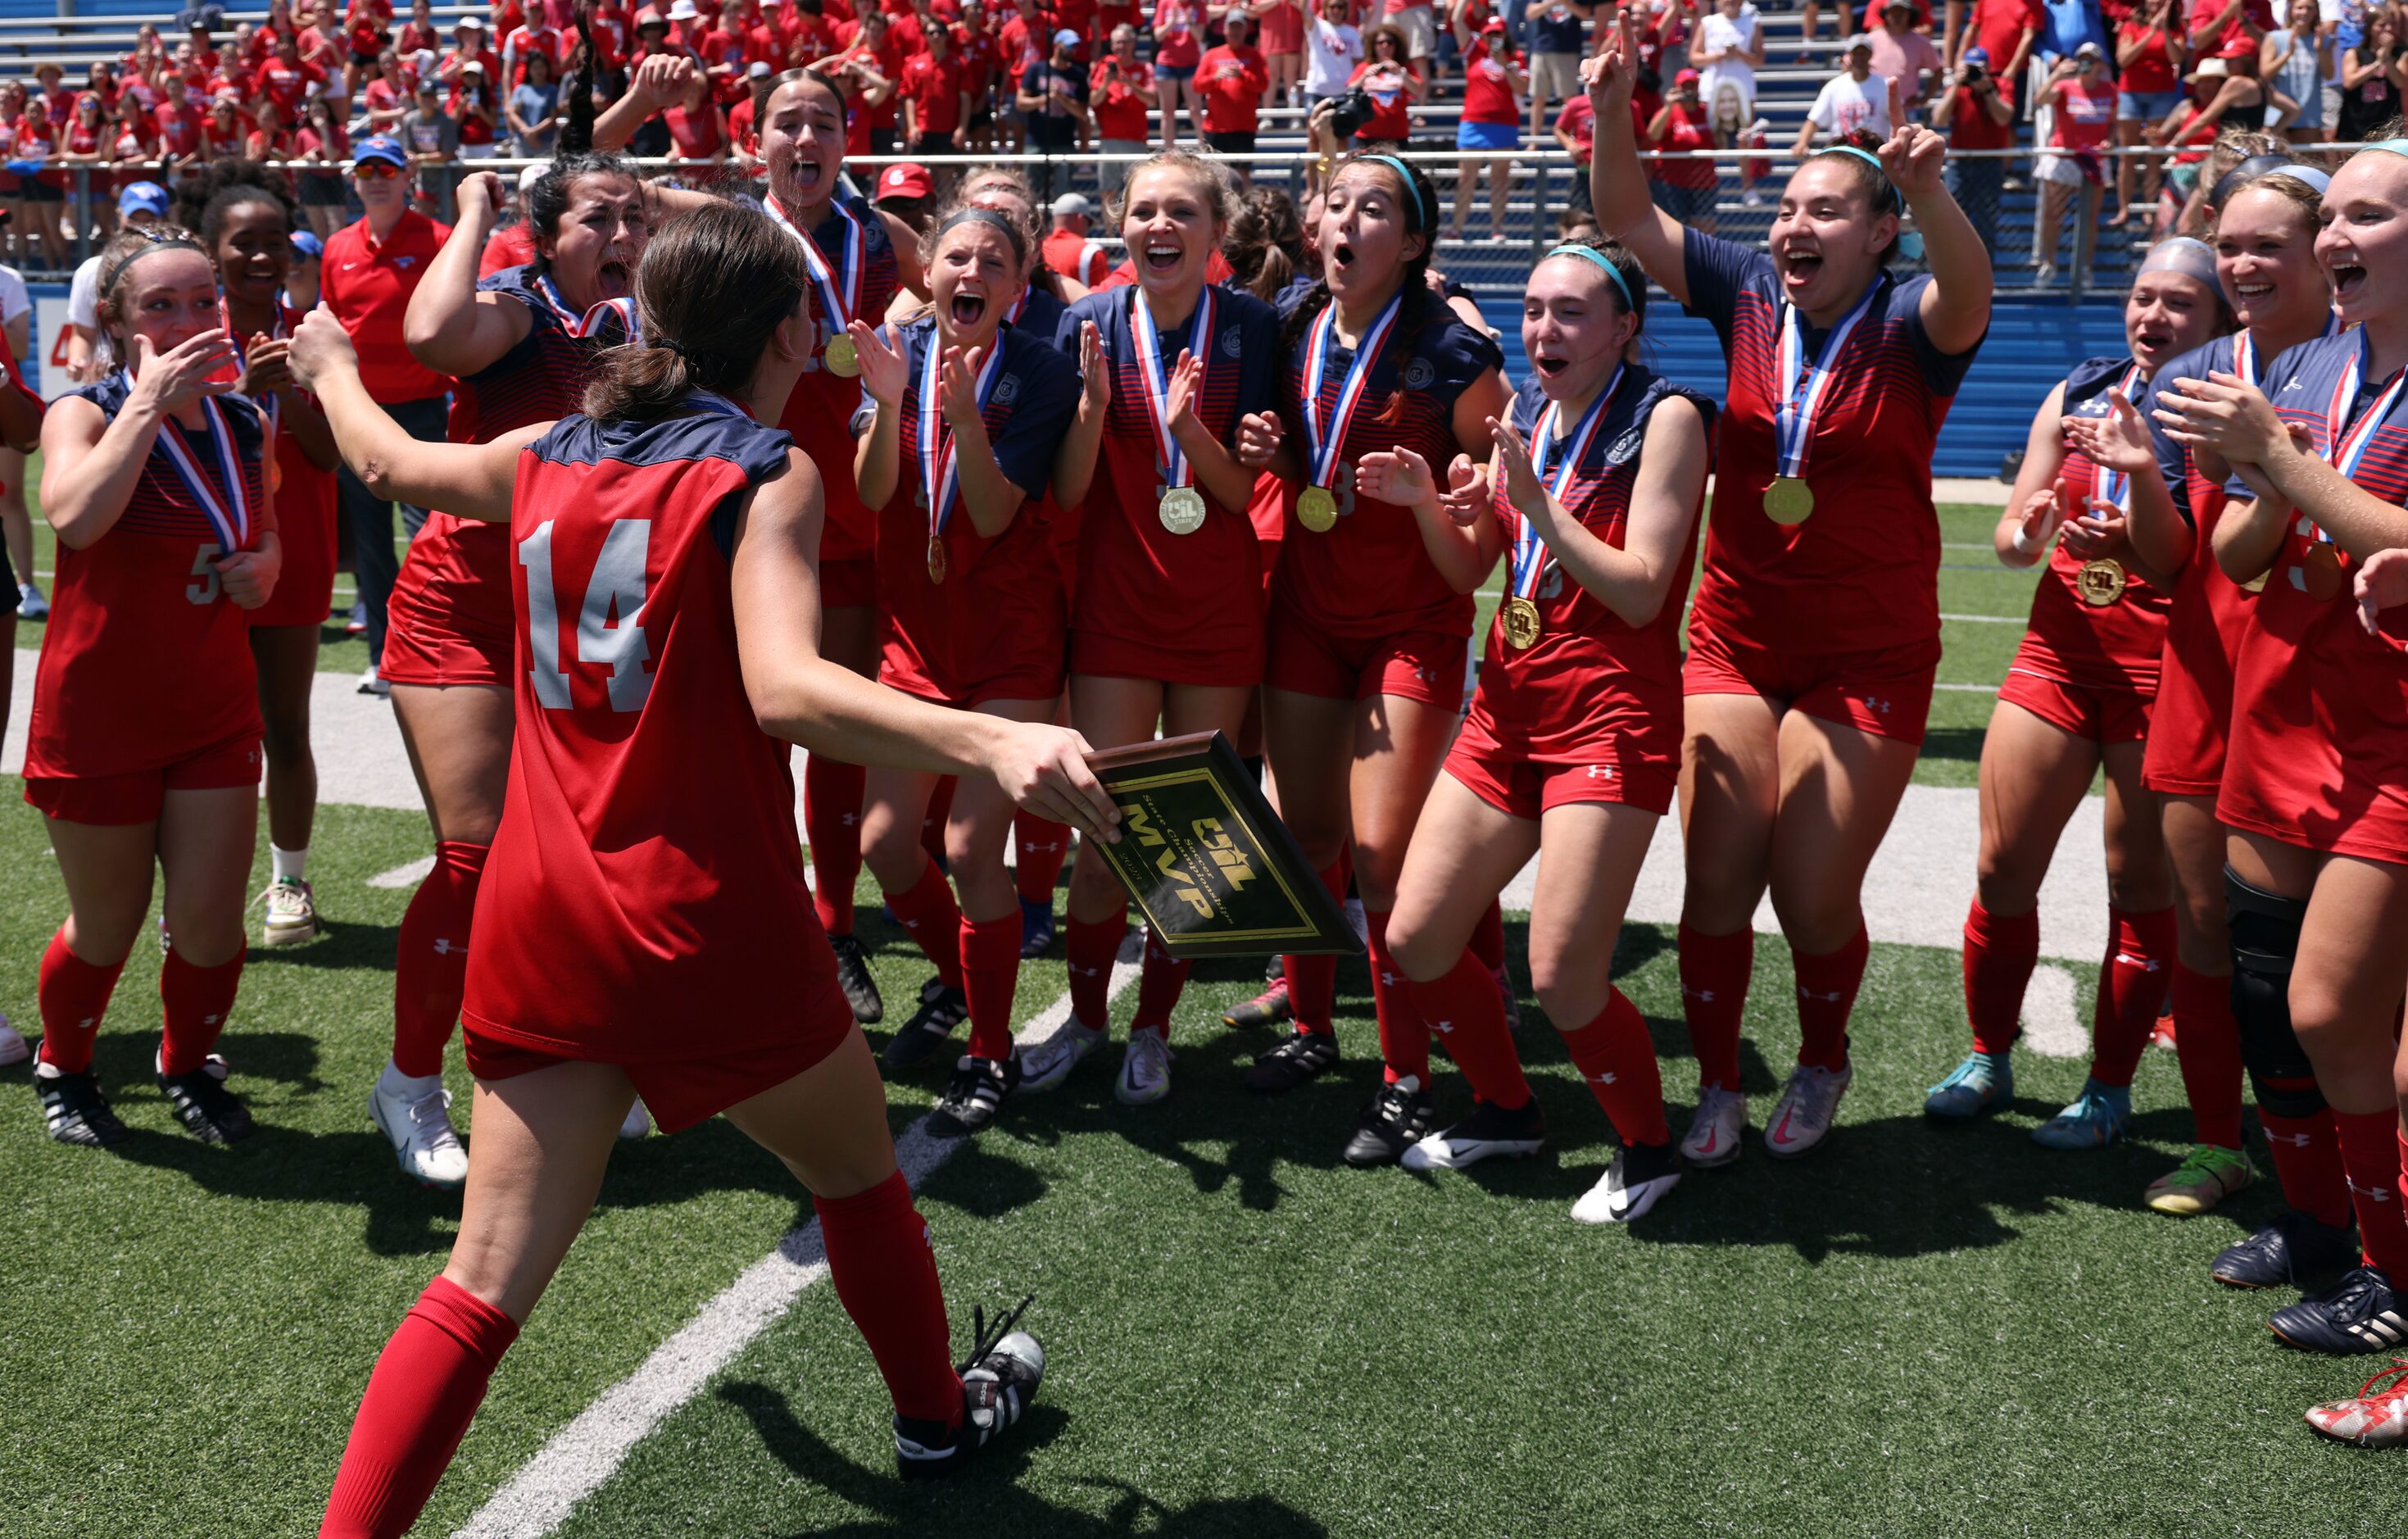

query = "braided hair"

[{"left": 1278, "top": 150, "right": 1440, "bottom": 425}]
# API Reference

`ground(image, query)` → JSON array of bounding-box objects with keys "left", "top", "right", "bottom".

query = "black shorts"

[
  {"left": 968, "top": 104, "right": 994, "bottom": 129},
  {"left": 350, "top": 48, "right": 381, "bottom": 67},
  {"left": 19, "top": 181, "right": 61, "bottom": 202},
  {"left": 1205, "top": 129, "right": 1256, "bottom": 157},
  {"left": 912, "top": 130, "right": 956, "bottom": 157},
  {"left": 869, "top": 126, "right": 899, "bottom": 154}
]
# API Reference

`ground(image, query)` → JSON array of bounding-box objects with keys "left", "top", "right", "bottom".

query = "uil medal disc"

[
  {"left": 1298, "top": 484, "right": 1338, "bottom": 532},
  {"left": 823, "top": 334, "right": 859, "bottom": 377},
  {"left": 1503, "top": 597, "right": 1542, "bottom": 650},
  {"left": 2076, "top": 558, "right": 2127, "bottom": 606},
  {"left": 1765, "top": 475, "right": 1814, "bottom": 524},
  {"left": 1159, "top": 485, "right": 1209, "bottom": 535},
  {"left": 926, "top": 534, "right": 947, "bottom": 584},
  {"left": 2302, "top": 541, "right": 2344, "bottom": 602}
]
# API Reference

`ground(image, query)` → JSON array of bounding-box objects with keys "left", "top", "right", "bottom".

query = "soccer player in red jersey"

[
  {"left": 1385, "top": 240, "right": 1712, "bottom": 1220},
  {"left": 371, "top": 145, "right": 714, "bottom": 1187},
  {"left": 1920, "top": 240, "right": 2224, "bottom": 1162},
  {"left": 188, "top": 176, "right": 346, "bottom": 953},
  {"left": 2153, "top": 134, "right": 2408, "bottom": 1364},
  {"left": 298, "top": 203, "right": 1113, "bottom": 1538},
  {"left": 850, "top": 209, "right": 1081, "bottom": 1129},
  {"left": 1585, "top": 14, "right": 1991, "bottom": 1164},
  {"left": 603, "top": 61, "right": 929, "bottom": 1032},
  {"left": 1020, "top": 150, "right": 1285, "bottom": 1105},
  {"left": 2070, "top": 170, "right": 2345, "bottom": 1236},
  {"left": 26, "top": 226, "right": 281, "bottom": 1149},
  {"left": 1246, "top": 152, "right": 1512, "bottom": 1165}
]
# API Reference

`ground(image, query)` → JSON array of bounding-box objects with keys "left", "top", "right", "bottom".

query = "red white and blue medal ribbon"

[
  {"left": 768, "top": 193, "right": 861, "bottom": 358},
  {"left": 917, "top": 326, "right": 1006, "bottom": 540},
  {"left": 151, "top": 388, "right": 254, "bottom": 555},
  {"left": 2323, "top": 329, "right": 2408, "bottom": 485},
  {"left": 1131, "top": 284, "right": 1212, "bottom": 489},
  {"left": 2093, "top": 361, "right": 2145, "bottom": 515},
  {"left": 1772, "top": 281, "right": 1880, "bottom": 481},
  {"left": 1300, "top": 290, "right": 1402, "bottom": 492},
  {"left": 533, "top": 273, "right": 641, "bottom": 341},
  {"left": 1511, "top": 364, "right": 1621, "bottom": 605}
]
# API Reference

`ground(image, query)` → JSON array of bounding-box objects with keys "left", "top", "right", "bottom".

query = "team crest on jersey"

[
  {"left": 1404, "top": 357, "right": 1436, "bottom": 389},
  {"left": 995, "top": 375, "right": 1020, "bottom": 406},
  {"left": 1605, "top": 427, "right": 1642, "bottom": 465},
  {"left": 1220, "top": 325, "right": 1243, "bottom": 359}
]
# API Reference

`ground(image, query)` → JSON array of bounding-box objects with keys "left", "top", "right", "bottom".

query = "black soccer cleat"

[
  {"left": 882, "top": 982, "right": 968, "bottom": 1072},
  {"left": 1343, "top": 1076, "right": 1435, "bottom": 1167},
  {"left": 1401, "top": 1094, "right": 1547, "bottom": 1170},
  {"left": 895, "top": 1296, "right": 1045, "bottom": 1481},
  {"left": 158, "top": 1054, "right": 255, "bottom": 1143},
  {"left": 1222, "top": 973, "right": 1295, "bottom": 1031},
  {"left": 1242, "top": 1030, "right": 1338, "bottom": 1095},
  {"left": 928, "top": 1054, "right": 1021, "bottom": 1139},
  {"left": 2212, "top": 1210, "right": 2360, "bottom": 1290},
  {"left": 828, "top": 933, "right": 884, "bottom": 1025},
  {"left": 33, "top": 1062, "right": 129, "bottom": 1147},
  {"left": 2270, "top": 1265, "right": 2408, "bottom": 1355}
]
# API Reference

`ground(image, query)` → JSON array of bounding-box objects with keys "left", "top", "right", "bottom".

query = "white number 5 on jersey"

[{"left": 519, "top": 518, "right": 655, "bottom": 712}]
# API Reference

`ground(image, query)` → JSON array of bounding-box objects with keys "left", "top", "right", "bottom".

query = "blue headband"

[
  {"left": 2137, "top": 234, "right": 2218, "bottom": 288},
  {"left": 1819, "top": 143, "right": 1902, "bottom": 206},
  {"left": 1363, "top": 153, "right": 1434, "bottom": 228},
  {"left": 1547, "top": 244, "right": 1635, "bottom": 314},
  {"left": 2362, "top": 138, "right": 2408, "bottom": 159}
]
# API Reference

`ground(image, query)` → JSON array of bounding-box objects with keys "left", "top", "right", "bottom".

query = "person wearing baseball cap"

[
  {"left": 899, "top": 11, "right": 971, "bottom": 163},
  {"left": 1794, "top": 32, "right": 1893, "bottom": 157},
  {"left": 1937, "top": 40, "right": 2012, "bottom": 252},
  {"left": 873, "top": 161, "right": 937, "bottom": 233},
  {"left": 116, "top": 180, "right": 170, "bottom": 222},
  {"left": 1014, "top": 25, "right": 1093, "bottom": 203},
  {"left": 1649, "top": 66, "right": 1721, "bottom": 232},
  {"left": 1044, "top": 192, "right": 1110, "bottom": 288},
  {"left": 1868, "top": 0, "right": 1942, "bottom": 111},
  {"left": 1196, "top": 8, "right": 1270, "bottom": 183}
]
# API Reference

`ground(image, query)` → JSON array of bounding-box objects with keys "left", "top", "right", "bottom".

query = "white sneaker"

[
  {"left": 370, "top": 1064, "right": 469, "bottom": 1187},
  {"left": 1570, "top": 1143, "right": 1683, "bottom": 1225},
  {"left": 259, "top": 877, "right": 320, "bottom": 947},
  {"left": 1680, "top": 1085, "right": 1748, "bottom": 1168},
  {"left": 1019, "top": 1019, "right": 1106, "bottom": 1092},
  {"left": 619, "top": 1097, "right": 651, "bottom": 1140},
  {"left": 359, "top": 665, "right": 389, "bottom": 698},
  {"left": 1763, "top": 1061, "right": 1852, "bottom": 1159},
  {"left": 0, "top": 1013, "right": 26, "bottom": 1067},
  {"left": 2035, "top": 264, "right": 2058, "bottom": 288},
  {"left": 1114, "top": 1025, "right": 1172, "bottom": 1105},
  {"left": 16, "top": 582, "right": 47, "bottom": 620}
]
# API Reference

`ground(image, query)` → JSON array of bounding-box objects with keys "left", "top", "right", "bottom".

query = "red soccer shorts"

[
  {"left": 1998, "top": 666, "right": 2154, "bottom": 747},
  {"left": 820, "top": 556, "right": 877, "bottom": 611},
  {"left": 1446, "top": 708, "right": 1676, "bottom": 819},
  {"left": 460, "top": 974, "right": 856, "bottom": 1134},
  {"left": 382, "top": 539, "right": 515, "bottom": 689},
  {"left": 25, "top": 732, "right": 262, "bottom": 825},
  {"left": 1683, "top": 623, "right": 1942, "bottom": 745},
  {"left": 2139, "top": 651, "right": 2225, "bottom": 797},
  {"left": 1265, "top": 609, "right": 1467, "bottom": 712}
]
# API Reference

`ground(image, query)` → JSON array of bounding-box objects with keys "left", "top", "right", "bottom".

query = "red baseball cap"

[
  {"left": 877, "top": 161, "right": 935, "bottom": 200},
  {"left": 1674, "top": 66, "right": 1699, "bottom": 84}
]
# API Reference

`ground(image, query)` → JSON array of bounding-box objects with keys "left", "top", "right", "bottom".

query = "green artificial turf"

[{"left": 0, "top": 788, "right": 2397, "bottom": 1537}]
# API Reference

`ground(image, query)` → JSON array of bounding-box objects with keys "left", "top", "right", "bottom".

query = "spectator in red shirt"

[
  {"left": 997, "top": 0, "right": 1055, "bottom": 148},
  {"left": 440, "top": 16, "right": 504, "bottom": 88},
  {"left": 1646, "top": 66, "right": 1720, "bottom": 232},
  {"left": 2034, "top": 40, "right": 2115, "bottom": 284},
  {"left": 1951, "top": 0, "right": 2041, "bottom": 80},
  {"left": 660, "top": 61, "right": 728, "bottom": 158},
  {"left": 1929, "top": 42, "right": 2012, "bottom": 252},
  {"left": 2187, "top": 0, "right": 2272, "bottom": 61},
  {"left": 1344, "top": 24, "right": 1425, "bottom": 143},
  {"left": 2115, "top": 0, "right": 2184, "bottom": 219},
  {"left": 1043, "top": 189, "right": 1112, "bottom": 284},
  {"left": 1451, "top": 17, "right": 1524, "bottom": 238},
  {"left": 955, "top": 5, "right": 1003, "bottom": 147},
  {"left": 728, "top": 57, "right": 777, "bottom": 147},
  {"left": 152, "top": 74, "right": 204, "bottom": 168},
  {"left": 1197, "top": 11, "right": 1271, "bottom": 177},
  {"left": 1553, "top": 78, "right": 1596, "bottom": 216},
  {"left": 397, "top": 0, "right": 440, "bottom": 57},
  {"left": 450, "top": 60, "right": 502, "bottom": 157},
  {"left": 1091, "top": 22, "right": 1156, "bottom": 188},
  {"left": 901, "top": 21, "right": 971, "bottom": 163},
  {"left": 502, "top": 13, "right": 561, "bottom": 85},
  {"left": 318, "top": 134, "right": 452, "bottom": 682},
  {"left": 256, "top": 34, "right": 329, "bottom": 126},
  {"left": 1152, "top": 0, "right": 1207, "bottom": 144}
]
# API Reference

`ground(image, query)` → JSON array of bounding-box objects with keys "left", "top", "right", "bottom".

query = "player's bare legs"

[{"left": 251, "top": 622, "right": 323, "bottom": 944}]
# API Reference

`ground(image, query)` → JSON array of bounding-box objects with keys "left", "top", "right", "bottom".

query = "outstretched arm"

[
  {"left": 290, "top": 305, "right": 535, "bottom": 521},
  {"left": 1582, "top": 8, "right": 1689, "bottom": 306}
]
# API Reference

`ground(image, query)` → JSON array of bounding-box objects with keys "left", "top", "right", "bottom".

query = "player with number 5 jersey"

[
  {"left": 297, "top": 202, "right": 1118, "bottom": 1538},
  {"left": 1584, "top": 11, "right": 1990, "bottom": 1167}
]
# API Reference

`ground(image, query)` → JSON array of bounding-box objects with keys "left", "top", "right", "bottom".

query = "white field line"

[
  {"left": 450, "top": 935, "right": 1146, "bottom": 1539},
  {"left": 1939, "top": 611, "right": 2025, "bottom": 624},
  {"left": 2021, "top": 964, "right": 2088, "bottom": 1059},
  {"left": 367, "top": 855, "right": 437, "bottom": 889}
]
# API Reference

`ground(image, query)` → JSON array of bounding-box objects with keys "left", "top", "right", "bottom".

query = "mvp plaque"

[{"left": 1084, "top": 731, "right": 1364, "bottom": 959}]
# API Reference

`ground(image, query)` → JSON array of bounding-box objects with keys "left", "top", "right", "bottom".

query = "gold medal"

[
  {"left": 1765, "top": 474, "right": 1814, "bottom": 524},
  {"left": 1159, "top": 485, "right": 1208, "bottom": 535},
  {"left": 2302, "top": 541, "right": 2344, "bottom": 602},
  {"left": 1298, "top": 484, "right": 1338, "bottom": 533},
  {"left": 2076, "top": 558, "right": 2127, "bottom": 607},
  {"left": 927, "top": 533, "right": 947, "bottom": 583},
  {"left": 1503, "top": 596, "right": 1542, "bottom": 650},
  {"left": 823, "top": 334, "right": 859, "bottom": 377}
]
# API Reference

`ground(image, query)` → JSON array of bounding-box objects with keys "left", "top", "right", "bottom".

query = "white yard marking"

[
  {"left": 2020, "top": 965, "right": 2089, "bottom": 1059},
  {"left": 368, "top": 855, "right": 437, "bottom": 890}
]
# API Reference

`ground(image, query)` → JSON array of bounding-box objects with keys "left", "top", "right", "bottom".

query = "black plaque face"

[{"left": 1085, "top": 731, "right": 1364, "bottom": 959}]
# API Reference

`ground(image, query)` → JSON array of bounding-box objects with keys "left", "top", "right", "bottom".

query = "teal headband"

[
  {"left": 2362, "top": 138, "right": 2408, "bottom": 158},
  {"left": 1819, "top": 143, "right": 1902, "bottom": 209},
  {"left": 1546, "top": 243, "right": 1635, "bottom": 314},
  {"left": 1362, "top": 153, "right": 1435, "bottom": 229}
]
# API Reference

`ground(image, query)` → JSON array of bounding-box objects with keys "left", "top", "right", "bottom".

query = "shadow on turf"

[{"left": 718, "top": 1379, "right": 1330, "bottom": 1537}]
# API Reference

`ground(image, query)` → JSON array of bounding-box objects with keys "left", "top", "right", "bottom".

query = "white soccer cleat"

[
  {"left": 1570, "top": 1142, "right": 1682, "bottom": 1225},
  {"left": 1763, "top": 1062, "right": 1852, "bottom": 1159},
  {"left": 1019, "top": 1019, "right": 1106, "bottom": 1092},
  {"left": 370, "top": 1065, "right": 469, "bottom": 1188},
  {"left": 1680, "top": 1084, "right": 1748, "bottom": 1168},
  {"left": 259, "top": 878, "right": 321, "bottom": 947},
  {"left": 1114, "top": 1025, "right": 1172, "bottom": 1105},
  {"left": 619, "top": 1096, "right": 652, "bottom": 1140}
]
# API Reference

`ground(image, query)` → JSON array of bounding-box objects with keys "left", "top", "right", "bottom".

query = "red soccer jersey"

[
  {"left": 1196, "top": 43, "right": 1267, "bottom": 132},
  {"left": 2013, "top": 357, "right": 2172, "bottom": 692},
  {"left": 1469, "top": 371, "right": 1707, "bottom": 772},
  {"left": 27, "top": 379, "right": 269, "bottom": 781},
  {"left": 1054, "top": 283, "right": 1283, "bottom": 683},
  {"left": 1679, "top": 231, "right": 1979, "bottom": 654},
  {"left": 461, "top": 404, "right": 840, "bottom": 1061},
  {"left": 1273, "top": 285, "right": 1501, "bottom": 643},
  {"left": 321, "top": 209, "right": 456, "bottom": 402},
  {"left": 770, "top": 191, "right": 906, "bottom": 568}
]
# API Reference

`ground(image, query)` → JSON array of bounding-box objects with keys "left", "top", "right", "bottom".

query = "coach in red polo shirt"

[
  {"left": 319, "top": 134, "right": 452, "bottom": 692},
  {"left": 1197, "top": 12, "right": 1269, "bottom": 182}
]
